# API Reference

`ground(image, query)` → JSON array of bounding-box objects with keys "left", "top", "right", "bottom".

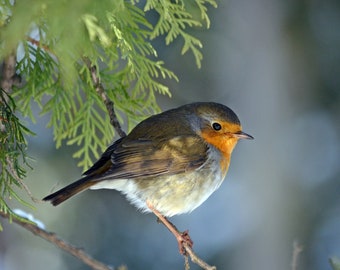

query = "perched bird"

[{"left": 43, "top": 102, "right": 253, "bottom": 253}]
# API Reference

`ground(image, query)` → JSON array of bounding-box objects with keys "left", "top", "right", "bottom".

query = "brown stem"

[
  {"left": 83, "top": 57, "right": 126, "bottom": 138},
  {"left": 1, "top": 52, "right": 17, "bottom": 134},
  {"left": 183, "top": 243, "right": 216, "bottom": 270},
  {"left": 1, "top": 52, "right": 17, "bottom": 93},
  {"left": 0, "top": 211, "right": 114, "bottom": 270}
]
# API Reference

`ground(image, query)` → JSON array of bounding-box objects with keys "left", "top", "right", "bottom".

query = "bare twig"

[
  {"left": 291, "top": 240, "right": 303, "bottom": 270},
  {"left": 183, "top": 243, "right": 216, "bottom": 270},
  {"left": 0, "top": 211, "right": 113, "bottom": 270},
  {"left": 83, "top": 57, "right": 126, "bottom": 138},
  {"left": 184, "top": 254, "right": 190, "bottom": 270}
]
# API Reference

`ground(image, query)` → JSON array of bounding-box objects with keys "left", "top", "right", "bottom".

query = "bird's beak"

[{"left": 233, "top": 131, "right": 254, "bottom": 140}]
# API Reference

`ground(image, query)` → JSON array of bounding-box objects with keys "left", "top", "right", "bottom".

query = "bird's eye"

[{"left": 212, "top": 122, "right": 222, "bottom": 131}]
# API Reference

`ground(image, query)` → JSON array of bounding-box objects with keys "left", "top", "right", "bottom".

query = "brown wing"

[{"left": 87, "top": 134, "right": 208, "bottom": 181}]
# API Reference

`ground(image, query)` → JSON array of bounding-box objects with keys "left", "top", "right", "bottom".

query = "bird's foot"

[{"left": 176, "top": 229, "right": 193, "bottom": 254}]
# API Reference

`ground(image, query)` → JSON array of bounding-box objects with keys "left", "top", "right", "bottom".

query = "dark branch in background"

[
  {"left": 0, "top": 212, "right": 114, "bottom": 270},
  {"left": 0, "top": 52, "right": 18, "bottom": 93},
  {"left": 1, "top": 52, "right": 17, "bottom": 132},
  {"left": 83, "top": 57, "right": 126, "bottom": 138}
]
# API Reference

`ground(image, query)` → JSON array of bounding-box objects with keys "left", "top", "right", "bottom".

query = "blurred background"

[{"left": 1, "top": 0, "right": 340, "bottom": 269}]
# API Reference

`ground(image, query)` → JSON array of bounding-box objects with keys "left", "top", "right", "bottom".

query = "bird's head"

[{"left": 188, "top": 102, "right": 253, "bottom": 156}]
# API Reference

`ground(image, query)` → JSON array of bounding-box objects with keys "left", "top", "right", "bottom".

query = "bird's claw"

[{"left": 177, "top": 230, "right": 193, "bottom": 254}]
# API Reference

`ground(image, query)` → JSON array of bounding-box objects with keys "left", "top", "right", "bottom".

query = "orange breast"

[{"left": 200, "top": 122, "right": 240, "bottom": 174}]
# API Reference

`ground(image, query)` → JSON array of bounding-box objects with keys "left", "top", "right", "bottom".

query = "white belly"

[{"left": 90, "top": 147, "right": 228, "bottom": 217}]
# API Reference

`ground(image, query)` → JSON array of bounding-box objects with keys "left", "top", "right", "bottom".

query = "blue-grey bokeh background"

[{"left": 1, "top": 1, "right": 340, "bottom": 270}]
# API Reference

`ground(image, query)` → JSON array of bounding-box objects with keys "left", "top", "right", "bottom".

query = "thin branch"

[
  {"left": 83, "top": 57, "right": 126, "bottom": 138},
  {"left": 183, "top": 243, "right": 216, "bottom": 270},
  {"left": 0, "top": 211, "right": 114, "bottom": 270},
  {"left": 184, "top": 254, "right": 190, "bottom": 270},
  {"left": 291, "top": 240, "right": 303, "bottom": 270}
]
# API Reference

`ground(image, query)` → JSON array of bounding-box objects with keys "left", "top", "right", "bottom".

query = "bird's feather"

[{"left": 86, "top": 135, "right": 208, "bottom": 181}]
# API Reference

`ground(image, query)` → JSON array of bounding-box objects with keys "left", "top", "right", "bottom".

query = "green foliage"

[
  {"left": 0, "top": 0, "right": 216, "bottom": 215},
  {"left": 0, "top": 90, "right": 34, "bottom": 228},
  {"left": 330, "top": 257, "right": 340, "bottom": 270},
  {"left": 146, "top": 0, "right": 217, "bottom": 68}
]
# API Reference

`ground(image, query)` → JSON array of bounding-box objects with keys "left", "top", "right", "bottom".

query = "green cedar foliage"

[
  {"left": 0, "top": 0, "right": 216, "bottom": 218},
  {"left": 330, "top": 257, "right": 340, "bottom": 270}
]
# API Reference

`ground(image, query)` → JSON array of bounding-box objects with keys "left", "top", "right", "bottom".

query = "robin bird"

[{"left": 43, "top": 102, "right": 253, "bottom": 253}]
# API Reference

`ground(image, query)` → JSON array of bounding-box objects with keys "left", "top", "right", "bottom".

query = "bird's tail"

[{"left": 43, "top": 175, "right": 96, "bottom": 206}]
